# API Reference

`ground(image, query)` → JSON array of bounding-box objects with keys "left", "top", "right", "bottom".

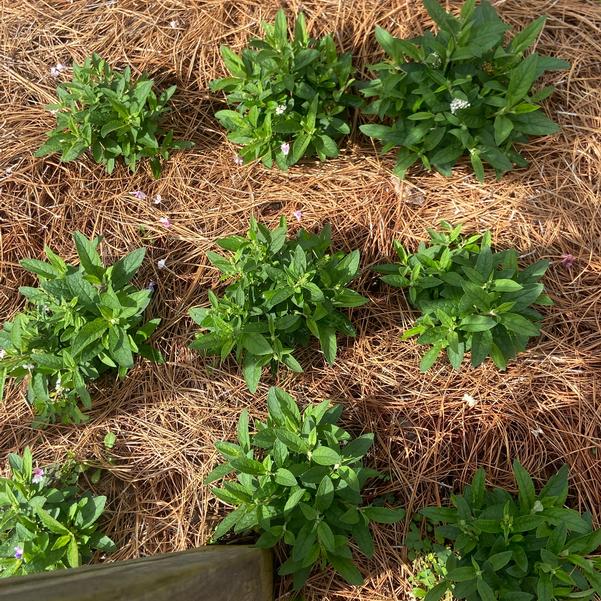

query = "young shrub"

[
  {"left": 419, "top": 461, "right": 601, "bottom": 601},
  {"left": 189, "top": 217, "right": 368, "bottom": 392},
  {"left": 207, "top": 387, "right": 405, "bottom": 590},
  {"left": 210, "top": 10, "right": 359, "bottom": 169},
  {"left": 0, "top": 232, "right": 162, "bottom": 426},
  {"left": 374, "top": 222, "right": 552, "bottom": 372},
  {"left": 360, "top": 0, "right": 569, "bottom": 181},
  {"left": 35, "top": 54, "right": 192, "bottom": 177},
  {"left": 0, "top": 447, "right": 115, "bottom": 577}
]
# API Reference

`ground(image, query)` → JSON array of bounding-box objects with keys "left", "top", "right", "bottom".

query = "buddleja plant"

[
  {"left": 207, "top": 387, "right": 405, "bottom": 589},
  {"left": 0, "top": 447, "right": 115, "bottom": 577},
  {"left": 360, "top": 0, "right": 569, "bottom": 181},
  {"left": 419, "top": 461, "right": 601, "bottom": 601},
  {"left": 35, "top": 54, "right": 192, "bottom": 177},
  {"left": 374, "top": 222, "right": 551, "bottom": 371},
  {"left": 189, "top": 217, "right": 367, "bottom": 392},
  {"left": 210, "top": 10, "right": 359, "bottom": 169},
  {"left": 0, "top": 232, "right": 162, "bottom": 426}
]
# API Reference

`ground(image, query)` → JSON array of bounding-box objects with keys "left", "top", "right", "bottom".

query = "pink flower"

[
  {"left": 131, "top": 190, "right": 146, "bottom": 200},
  {"left": 159, "top": 216, "right": 172, "bottom": 229},
  {"left": 293, "top": 210, "right": 302, "bottom": 222},
  {"left": 560, "top": 254, "right": 575, "bottom": 269},
  {"left": 233, "top": 155, "right": 244, "bottom": 166},
  {"left": 32, "top": 467, "right": 45, "bottom": 484},
  {"left": 281, "top": 142, "right": 290, "bottom": 156},
  {"left": 14, "top": 546, "right": 23, "bottom": 559}
]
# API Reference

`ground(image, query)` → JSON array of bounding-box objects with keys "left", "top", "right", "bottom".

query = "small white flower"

[
  {"left": 293, "top": 210, "right": 302, "bottom": 222},
  {"left": 275, "top": 104, "right": 286, "bottom": 115},
  {"left": 462, "top": 393, "right": 478, "bottom": 408},
  {"left": 131, "top": 190, "right": 146, "bottom": 200},
  {"left": 158, "top": 216, "right": 172, "bottom": 229},
  {"left": 169, "top": 20, "right": 179, "bottom": 28},
  {"left": 450, "top": 97, "right": 470, "bottom": 115},
  {"left": 281, "top": 142, "right": 290, "bottom": 156},
  {"left": 22, "top": 363, "right": 35, "bottom": 370},
  {"left": 153, "top": 194, "right": 162, "bottom": 205},
  {"left": 0, "top": 349, "right": 5, "bottom": 359},
  {"left": 233, "top": 155, "right": 244, "bottom": 166},
  {"left": 532, "top": 500, "right": 544, "bottom": 513},
  {"left": 50, "top": 63, "right": 66, "bottom": 78},
  {"left": 531, "top": 427, "right": 543, "bottom": 437},
  {"left": 157, "top": 259, "right": 167, "bottom": 270}
]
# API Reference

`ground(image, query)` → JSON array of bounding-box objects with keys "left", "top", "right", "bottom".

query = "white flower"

[
  {"left": 50, "top": 63, "right": 66, "bottom": 78},
  {"left": 450, "top": 97, "right": 470, "bottom": 114},
  {"left": 281, "top": 142, "right": 290, "bottom": 156},
  {"left": 153, "top": 194, "right": 162, "bottom": 205},
  {"left": 157, "top": 259, "right": 167, "bottom": 270},
  {"left": 22, "top": 363, "right": 35, "bottom": 370},
  {"left": 233, "top": 155, "right": 244, "bottom": 166},
  {"left": 158, "top": 216, "right": 172, "bottom": 229},
  {"left": 293, "top": 210, "right": 302, "bottom": 222},
  {"left": 0, "top": 349, "right": 5, "bottom": 359},
  {"left": 462, "top": 393, "right": 478, "bottom": 408},
  {"left": 531, "top": 427, "right": 543, "bottom": 437},
  {"left": 275, "top": 104, "right": 286, "bottom": 115},
  {"left": 169, "top": 20, "right": 179, "bottom": 28}
]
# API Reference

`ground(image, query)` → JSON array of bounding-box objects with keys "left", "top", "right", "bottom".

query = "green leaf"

[
  {"left": 241, "top": 333, "right": 273, "bottom": 356},
  {"left": 362, "top": 506, "right": 405, "bottom": 524},
  {"left": 315, "top": 476, "right": 334, "bottom": 511},
  {"left": 35, "top": 506, "right": 71, "bottom": 535},
  {"left": 494, "top": 115, "right": 514, "bottom": 146},
  {"left": 459, "top": 315, "right": 496, "bottom": 332},
  {"left": 111, "top": 247, "right": 145, "bottom": 289},
  {"left": 477, "top": 578, "right": 496, "bottom": 601},
  {"left": 507, "top": 54, "right": 539, "bottom": 106},
  {"left": 72, "top": 231, "right": 103, "bottom": 276},
  {"left": 311, "top": 446, "right": 341, "bottom": 466},
  {"left": 275, "top": 468, "right": 297, "bottom": 487},
  {"left": 328, "top": 555, "right": 364, "bottom": 586},
  {"left": 317, "top": 326, "right": 337, "bottom": 365},
  {"left": 492, "top": 279, "right": 523, "bottom": 292},
  {"left": 242, "top": 354, "right": 263, "bottom": 393},
  {"left": 513, "top": 459, "right": 536, "bottom": 510},
  {"left": 67, "top": 536, "right": 80, "bottom": 568},
  {"left": 71, "top": 318, "right": 108, "bottom": 357},
  {"left": 419, "top": 345, "right": 441, "bottom": 372},
  {"left": 317, "top": 521, "right": 336, "bottom": 552},
  {"left": 500, "top": 313, "right": 540, "bottom": 337}
]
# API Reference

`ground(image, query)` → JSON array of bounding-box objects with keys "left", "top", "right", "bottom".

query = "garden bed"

[{"left": 1, "top": 0, "right": 600, "bottom": 599}]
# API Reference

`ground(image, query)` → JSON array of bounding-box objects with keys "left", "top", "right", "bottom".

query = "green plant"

[
  {"left": 35, "top": 53, "right": 192, "bottom": 177},
  {"left": 207, "top": 387, "right": 405, "bottom": 589},
  {"left": 189, "top": 217, "right": 367, "bottom": 392},
  {"left": 419, "top": 460, "right": 601, "bottom": 601},
  {"left": 359, "top": 0, "right": 569, "bottom": 181},
  {"left": 374, "top": 222, "right": 551, "bottom": 371},
  {"left": 0, "top": 447, "right": 115, "bottom": 577},
  {"left": 0, "top": 232, "right": 163, "bottom": 426},
  {"left": 210, "top": 10, "right": 359, "bottom": 169}
]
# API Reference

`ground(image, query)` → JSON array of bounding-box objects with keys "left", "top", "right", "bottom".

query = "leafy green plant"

[
  {"left": 210, "top": 10, "right": 359, "bottom": 169},
  {"left": 374, "top": 222, "right": 551, "bottom": 371},
  {"left": 419, "top": 460, "right": 601, "bottom": 601},
  {"left": 0, "top": 232, "right": 163, "bottom": 426},
  {"left": 189, "top": 217, "right": 367, "bottom": 392},
  {"left": 359, "top": 0, "right": 569, "bottom": 181},
  {"left": 0, "top": 447, "right": 115, "bottom": 577},
  {"left": 35, "top": 53, "right": 192, "bottom": 177},
  {"left": 207, "top": 387, "right": 405, "bottom": 589}
]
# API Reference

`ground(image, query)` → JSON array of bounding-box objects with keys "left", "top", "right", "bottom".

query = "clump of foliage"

[
  {"left": 419, "top": 460, "right": 601, "bottom": 601},
  {"left": 360, "top": 0, "right": 569, "bottom": 181},
  {"left": 210, "top": 10, "right": 359, "bottom": 169},
  {"left": 0, "top": 447, "right": 115, "bottom": 577},
  {"left": 374, "top": 222, "right": 551, "bottom": 372},
  {"left": 189, "top": 217, "right": 367, "bottom": 392},
  {"left": 207, "top": 387, "right": 405, "bottom": 589},
  {"left": 35, "top": 54, "right": 192, "bottom": 177},
  {"left": 0, "top": 232, "right": 162, "bottom": 426}
]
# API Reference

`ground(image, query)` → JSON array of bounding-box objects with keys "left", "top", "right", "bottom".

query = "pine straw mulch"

[{"left": 1, "top": 0, "right": 601, "bottom": 599}]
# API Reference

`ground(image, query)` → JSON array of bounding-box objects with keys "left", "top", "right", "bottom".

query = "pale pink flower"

[
  {"left": 153, "top": 194, "right": 162, "bottom": 205},
  {"left": 131, "top": 190, "right": 146, "bottom": 200},
  {"left": 293, "top": 210, "right": 302, "bottom": 222},
  {"left": 233, "top": 155, "right": 244, "bottom": 166},
  {"left": 159, "top": 216, "right": 172, "bottom": 229},
  {"left": 281, "top": 142, "right": 290, "bottom": 156},
  {"left": 50, "top": 63, "right": 66, "bottom": 78},
  {"left": 32, "top": 467, "right": 45, "bottom": 484},
  {"left": 14, "top": 546, "right": 23, "bottom": 560},
  {"left": 157, "top": 259, "right": 167, "bottom": 270}
]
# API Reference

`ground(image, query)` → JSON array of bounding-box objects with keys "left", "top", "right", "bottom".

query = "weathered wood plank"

[{"left": 0, "top": 546, "right": 273, "bottom": 601}]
